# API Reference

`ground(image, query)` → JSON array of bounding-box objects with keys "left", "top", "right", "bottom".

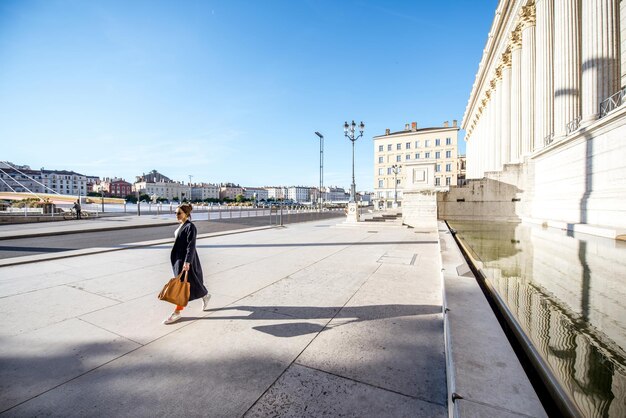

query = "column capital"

[
  {"left": 519, "top": 3, "right": 536, "bottom": 29},
  {"left": 509, "top": 26, "right": 522, "bottom": 49},
  {"left": 495, "top": 66, "right": 503, "bottom": 80},
  {"left": 500, "top": 49, "right": 512, "bottom": 68}
]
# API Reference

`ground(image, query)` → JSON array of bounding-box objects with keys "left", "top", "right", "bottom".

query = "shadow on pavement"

[{"left": 179, "top": 304, "right": 442, "bottom": 338}]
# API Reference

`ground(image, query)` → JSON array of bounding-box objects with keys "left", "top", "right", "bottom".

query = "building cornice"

[
  {"left": 372, "top": 126, "right": 459, "bottom": 140},
  {"left": 461, "top": 0, "right": 532, "bottom": 134}
]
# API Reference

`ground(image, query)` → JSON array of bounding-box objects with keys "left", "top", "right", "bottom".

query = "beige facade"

[
  {"left": 219, "top": 184, "right": 244, "bottom": 200},
  {"left": 372, "top": 122, "right": 460, "bottom": 209},
  {"left": 134, "top": 181, "right": 188, "bottom": 201}
]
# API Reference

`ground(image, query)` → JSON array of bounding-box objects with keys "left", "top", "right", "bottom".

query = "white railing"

[
  {"left": 566, "top": 116, "right": 581, "bottom": 135},
  {"left": 600, "top": 87, "right": 626, "bottom": 118},
  {"left": 543, "top": 133, "right": 554, "bottom": 146}
]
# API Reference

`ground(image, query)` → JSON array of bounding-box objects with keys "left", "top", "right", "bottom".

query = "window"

[
  {"left": 446, "top": 150, "right": 451, "bottom": 158},
  {"left": 446, "top": 137, "right": 452, "bottom": 145},
  {"left": 378, "top": 156, "right": 384, "bottom": 163},
  {"left": 415, "top": 153, "right": 420, "bottom": 159},
  {"left": 396, "top": 155, "right": 401, "bottom": 162},
  {"left": 405, "top": 142, "right": 411, "bottom": 149},
  {"left": 396, "top": 143, "right": 401, "bottom": 150},
  {"left": 378, "top": 180, "right": 384, "bottom": 188},
  {"left": 446, "top": 177, "right": 451, "bottom": 185},
  {"left": 425, "top": 139, "right": 431, "bottom": 147},
  {"left": 387, "top": 144, "right": 392, "bottom": 151},
  {"left": 405, "top": 154, "right": 410, "bottom": 160},
  {"left": 415, "top": 140, "right": 420, "bottom": 148},
  {"left": 446, "top": 163, "right": 451, "bottom": 172},
  {"left": 396, "top": 179, "right": 401, "bottom": 185},
  {"left": 378, "top": 168, "right": 383, "bottom": 175},
  {"left": 435, "top": 177, "right": 441, "bottom": 186},
  {"left": 435, "top": 139, "right": 441, "bottom": 146},
  {"left": 425, "top": 152, "right": 431, "bottom": 158},
  {"left": 378, "top": 145, "right": 384, "bottom": 152},
  {"left": 435, "top": 151, "right": 440, "bottom": 159},
  {"left": 387, "top": 167, "right": 392, "bottom": 175},
  {"left": 436, "top": 164, "right": 441, "bottom": 172}
]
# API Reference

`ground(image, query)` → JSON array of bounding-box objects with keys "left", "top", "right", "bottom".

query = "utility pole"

[
  {"left": 314, "top": 132, "right": 324, "bottom": 211},
  {"left": 188, "top": 175, "right": 193, "bottom": 203}
]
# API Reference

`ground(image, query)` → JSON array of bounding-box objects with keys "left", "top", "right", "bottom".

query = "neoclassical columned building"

[{"left": 461, "top": 0, "right": 626, "bottom": 232}]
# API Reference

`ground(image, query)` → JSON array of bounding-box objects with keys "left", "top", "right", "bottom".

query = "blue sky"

[{"left": 0, "top": 0, "right": 497, "bottom": 190}]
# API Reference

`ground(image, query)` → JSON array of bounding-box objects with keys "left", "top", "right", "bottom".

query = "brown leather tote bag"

[{"left": 158, "top": 270, "right": 190, "bottom": 307}]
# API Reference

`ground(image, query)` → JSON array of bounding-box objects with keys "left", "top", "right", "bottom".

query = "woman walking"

[{"left": 164, "top": 203, "right": 211, "bottom": 324}]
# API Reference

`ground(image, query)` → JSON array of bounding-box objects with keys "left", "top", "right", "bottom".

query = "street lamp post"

[
  {"left": 100, "top": 185, "right": 105, "bottom": 213},
  {"left": 314, "top": 131, "right": 324, "bottom": 211},
  {"left": 392, "top": 164, "right": 402, "bottom": 207},
  {"left": 343, "top": 120, "right": 365, "bottom": 203}
]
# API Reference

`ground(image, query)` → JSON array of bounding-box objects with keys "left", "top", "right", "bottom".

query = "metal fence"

[{"left": 0, "top": 202, "right": 345, "bottom": 225}]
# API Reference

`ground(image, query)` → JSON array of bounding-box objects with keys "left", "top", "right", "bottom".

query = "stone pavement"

[{"left": 0, "top": 218, "right": 448, "bottom": 417}]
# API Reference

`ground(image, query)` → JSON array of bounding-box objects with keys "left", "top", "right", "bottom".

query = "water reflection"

[{"left": 449, "top": 221, "right": 626, "bottom": 418}]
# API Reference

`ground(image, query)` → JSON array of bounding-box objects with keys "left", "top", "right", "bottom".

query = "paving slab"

[
  {"left": 0, "top": 318, "right": 139, "bottom": 411},
  {"left": 245, "top": 364, "right": 446, "bottom": 418},
  {"left": 0, "top": 285, "right": 120, "bottom": 337}
]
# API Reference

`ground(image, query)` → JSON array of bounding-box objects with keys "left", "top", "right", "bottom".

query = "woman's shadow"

[{"left": 183, "top": 304, "right": 442, "bottom": 338}]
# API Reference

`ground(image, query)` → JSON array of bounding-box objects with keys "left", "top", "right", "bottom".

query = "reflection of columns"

[
  {"left": 510, "top": 27, "right": 522, "bottom": 162},
  {"left": 494, "top": 72, "right": 503, "bottom": 170},
  {"left": 554, "top": 0, "right": 581, "bottom": 138},
  {"left": 501, "top": 51, "right": 512, "bottom": 166},
  {"left": 581, "top": 0, "right": 620, "bottom": 123},
  {"left": 520, "top": 5, "right": 536, "bottom": 156},
  {"left": 535, "top": 0, "right": 554, "bottom": 149}
]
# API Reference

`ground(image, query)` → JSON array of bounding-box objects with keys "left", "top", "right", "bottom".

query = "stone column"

[
  {"left": 582, "top": 0, "right": 620, "bottom": 122},
  {"left": 510, "top": 27, "right": 523, "bottom": 162},
  {"left": 501, "top": 51, "right": 512, "bottom": 166},
  {"left": 621, "top": 0, "right": 626, "bottom": 87},
  {"left": 554, "top": 0, "right": 581, "bottom": 138},
  {"left": 485, "top": 88, "right": 494, "bottom": 172},
  {"left": 494, "top": 70, "right": 503, "bottom": 170},
  {"left": 521, "top": 5, "right": 536, "bottom": 156},
  {"left": 535, "top": 0, "right": 554, "bottom": 149},
  {"left": 468, "top": 131, "right": 475, "bottom": 179}
]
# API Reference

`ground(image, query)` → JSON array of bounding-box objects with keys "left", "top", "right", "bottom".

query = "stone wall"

[
  {"left": 440, "top": 106, "right": 626, "bottom": 232},
  {"left": 530, "top": 107, "right": 626, "bottom": 229}
]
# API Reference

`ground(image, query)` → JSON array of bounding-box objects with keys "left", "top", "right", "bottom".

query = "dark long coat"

[{"left": 170, "top": 220, "right": 207, "bottom": 301}]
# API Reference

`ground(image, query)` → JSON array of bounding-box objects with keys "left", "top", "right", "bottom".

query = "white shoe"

[
  {"left": 202, "top": 294, "right": 212, "bottom": 311},
  {"left": 163, "top": 311, "right": 182, "bottom": 324}
]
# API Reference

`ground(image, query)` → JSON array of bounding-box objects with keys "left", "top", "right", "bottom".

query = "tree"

[
  {"left": 235, "top": 194, "right": 246, "bottom": 203},
  {"left": 125, "top": 194, "right": 137, "bottom": 203}
]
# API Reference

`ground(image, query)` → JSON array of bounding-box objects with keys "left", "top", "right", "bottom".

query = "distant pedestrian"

[
  {"left": 163, "top": 203, "right": 211, "bottom": 324},
  {"left": 73, "top": 200, "right": 81, "bottom": 220}
]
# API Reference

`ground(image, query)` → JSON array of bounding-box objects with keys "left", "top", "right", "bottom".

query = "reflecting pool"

[{"left": 449, "top": 221, "right": 626, "bottom": 418}]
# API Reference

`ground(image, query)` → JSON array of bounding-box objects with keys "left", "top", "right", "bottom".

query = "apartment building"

[
  {"left": 0, "top": 166, "right": 91, "bottom": 198},
  {"left": 286, "top": 186, "right": 311, "bottom": 203},
  {"left": 266, "top": 186, "right": 287, "bottom": 200},
  {"left": 243, "top": 187, "right": 269, "bottom": 201},
  {"left": 94, "top": 178, "right": 132, "bottom": 197},
  {"left": 219, "top": 183, "right": 244, "bottom": 201},
  {"left": 373, "top": 121, "right": 460, "bottom": 209},
  {"left": 134, "top": 181, "right": 188, "bottom": 201},
  {"left": 191, "top": 183, "right": 220, "bottom": 201}
]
